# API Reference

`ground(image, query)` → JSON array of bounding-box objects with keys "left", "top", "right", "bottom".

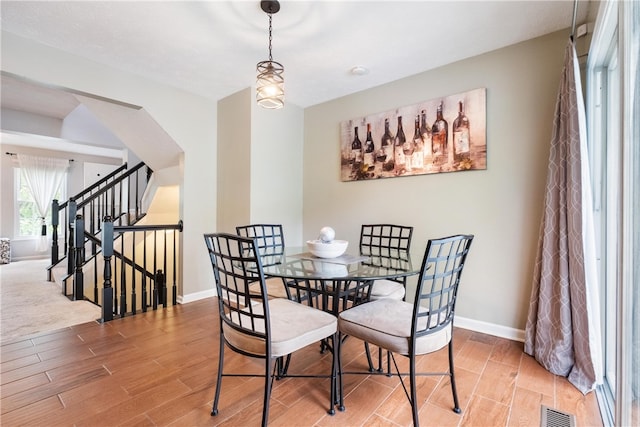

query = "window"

[
  {"left": 15, "top": 168, "right": 66, "bottom": 238},
  {"left": 587, "top": 1, "right": 639, "bottom": 426}
]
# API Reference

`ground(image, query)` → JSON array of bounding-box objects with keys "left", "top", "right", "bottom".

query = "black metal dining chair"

[
  {"left": 236, "top": 223, "right": 321, "bottom": 376},
  {"left": 360, "top": 224, "right": 413, "bottom": 300},
  {"left": 235, "top": 224, "right": 285, "bottom": 256},
  {"left": 359, "top": 224, "right": 414, "bottom": 371},
  {"left": 339, "top": 234, "right": 474, "bottom": 426},
  {"left": 236, "top": 224, "right": 290, "bottom": 299},
  {"left": 204, "top": 232, "right": 339, "bottom": 427}
]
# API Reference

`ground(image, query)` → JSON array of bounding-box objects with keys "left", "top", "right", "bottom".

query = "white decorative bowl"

[{"left": 306, "top": 239, "right": 348, "bottom": 259}]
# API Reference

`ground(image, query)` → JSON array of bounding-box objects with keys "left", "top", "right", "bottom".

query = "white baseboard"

[
  {"left": 454, "top": 316, "right": 525, "bottom": 342},
  {"left": 178, "top": 288, "right": 216, "bottom": 304}
]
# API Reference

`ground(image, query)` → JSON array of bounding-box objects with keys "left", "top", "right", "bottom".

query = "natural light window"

[
  {"left": 15, "top": 168, "right": 66, "bottom": 238},
  {"left": 587, "top": 1, "right": 639, "bottom": 425}
]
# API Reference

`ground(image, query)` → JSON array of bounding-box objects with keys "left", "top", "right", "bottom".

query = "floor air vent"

[{"left": 540, "top": 405, "right": 576, "bottom": 427}]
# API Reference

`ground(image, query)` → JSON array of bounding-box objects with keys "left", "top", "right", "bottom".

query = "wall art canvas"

[{"left": 340, "top": 87, "right": 486, "bottom": 181}]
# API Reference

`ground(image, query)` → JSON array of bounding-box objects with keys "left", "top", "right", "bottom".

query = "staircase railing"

[
  {"left": 61, "top": 215, "right": 182, "bottom": 322},
  {"left": 49, "top": 161, "right": 151, "bottom": 280},
  {"left": 47, "top": 160, "right": 182, "bottom": 322},
  {"left": 98, "top": 217, "right": 183, "bottom": 322}
]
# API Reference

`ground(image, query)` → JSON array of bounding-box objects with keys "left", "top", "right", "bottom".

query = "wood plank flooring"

[{"left": 0, "top": 298, "right": 602, "bottom": 426}]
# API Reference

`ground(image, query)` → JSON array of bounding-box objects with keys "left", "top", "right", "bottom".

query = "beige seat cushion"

[
  {"left": 223, "top": 298, "right": 337, "bottom": 358},
  {"left": 369, "top": 279, "right": 405, "bottom": 301},
  {"left": 249, "top": 277, "right": 290, "bottom": 299},
  {"left": 338, "top": 298, "right": 451, "bottom": 356}
]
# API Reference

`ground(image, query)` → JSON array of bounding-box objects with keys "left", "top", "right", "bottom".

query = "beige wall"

[
  {"left": 250, "top": 97, "right": 304, "bottom": 245},
  {"left": 217, "top": 88, "right": 304, "bottom": 245},
  {"left": 1, "top": 31, "right": 217, "bottom": 297},
  {"left": 217, "top": 89, "right": 252, "bottom": 233},
  {"left": 303, "top": 30, "right": 568, "bottom": 333}
]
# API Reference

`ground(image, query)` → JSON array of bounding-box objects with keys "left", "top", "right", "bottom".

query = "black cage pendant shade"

[{"left": 256, "top": 0, "right": 284, "bottom": 109}]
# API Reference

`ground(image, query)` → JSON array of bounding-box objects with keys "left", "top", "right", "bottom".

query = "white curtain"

[{"left": 17, "top": 154, "right": 69, "bottom": 252}]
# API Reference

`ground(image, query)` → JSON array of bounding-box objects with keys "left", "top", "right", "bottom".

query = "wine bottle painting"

[{"left": 340, "top": 88, "right": 486, "bottom": 181}]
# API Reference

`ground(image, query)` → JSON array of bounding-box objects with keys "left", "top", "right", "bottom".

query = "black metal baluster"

[
  {"left": 153, "top": 270, "right": 164, "bottom": 311},
  {"left": 138, "top": 168, "right": 144, "bottom": 219},
  {"left": 113, "top": 231, "right": 118, "bottom": 316},
  {"left": 131, "top": 231, "right": 137, "bottom": 314},
  {"left": 119, "top": 179, "right": 123, "bottom": 224},
  {"left": 120, "top": 233, "right": 126, "bottom": 317},
  {"left": 73, "top": 214, "right": 84, "bottom": 301},
  {"left": 142, "top": 230, "right": 148, "bottom": 312},
  {"left": 110, "top": 190, "right": 114, "bottom": 223},
  {"left": 96, "top": 190, "right": 100, "bottom": 229},
  {"left": 123, "top": 173, "right": 129, "bottom": 224},
  {"left": 172, "top": 226, "right": 177, "bottom": 305},
  {"left": 106, "top": 190, "right": 110, "bottom": 224},
  {"left": 163, "top": 229, "right": 167, "bottom": 307},
  {"left": 88, "top": 200, "right": 93, "bottom": 255},
  {"left": 134, "top": 170, "right": 139, "bottom": 220},
  {"left": 110, "top": 183, "right": 116, "bottom": 221},
  {"left": 132, "top": 171, "right": 137, "bottom": 221},
  {"left": 101, "top": 192, "right": 106, "bottom": 229},
  {"left": 67, "top": 199, "right": 76, "bottom": 276},
  {"left": 92, "top": 250, "right": 98, "bottom": 304},
  {"left": 51, "top": 199, "right": 59, "bottom": 265},
  {"left": 103, "top": 189, "right": 107, "bottom": 225},
  {"left": 153, "top": 230, "right": 157, "bottom": 308},
  {"left": 62, "top": 203, "right": 68, "bottom": 259},
  {"left": 100, "top": 191, "right": 104, "bottom": 228}
]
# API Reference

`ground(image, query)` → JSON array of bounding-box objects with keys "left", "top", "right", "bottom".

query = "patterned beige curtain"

[{"left": 524, "top": 39, "right": 601, "bottom": 394}]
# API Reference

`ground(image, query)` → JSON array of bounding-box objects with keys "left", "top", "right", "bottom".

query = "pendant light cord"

[{"left": 268, "top": 13, "right": 273, "bottom": 62}]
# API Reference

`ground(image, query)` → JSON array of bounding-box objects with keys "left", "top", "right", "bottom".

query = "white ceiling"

[{"left": 1, "top": 0, "right": 593, "bottom": 114}]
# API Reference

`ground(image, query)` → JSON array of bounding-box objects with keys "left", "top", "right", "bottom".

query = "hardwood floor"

[{"left": 0, "top": 298, "right": 602, "bottom": 426}]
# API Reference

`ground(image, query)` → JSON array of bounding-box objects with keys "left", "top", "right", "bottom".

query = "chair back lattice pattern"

[
  {"left": 205, "top": 232, "right": 339, "bottom": 425},
  {"left": 204, "top": 233, "right": 271, "bottom": 354},
  {"left": 413, "top": 234, "right": 474, "bottom": 339},
  {"left": 236, "top": 224, "right": 285, "bottom": 264},
  {"left": 359, "top": 224, "right": 413, "bottom": 257}
]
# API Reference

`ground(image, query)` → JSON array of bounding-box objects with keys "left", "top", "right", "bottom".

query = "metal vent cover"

[{"left": 540, "top": 405, "right": 576, "bottom": 427}]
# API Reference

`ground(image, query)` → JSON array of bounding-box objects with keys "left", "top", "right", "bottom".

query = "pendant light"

[{"left": 256, "top": 0, "right": 284, "bottom": 109}]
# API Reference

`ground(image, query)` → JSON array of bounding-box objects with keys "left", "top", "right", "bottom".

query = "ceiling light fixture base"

[{"left": 261, "top": 0, "right": 280, "bottom": 15}]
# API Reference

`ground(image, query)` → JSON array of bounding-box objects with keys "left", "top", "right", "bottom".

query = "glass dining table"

[
  {"left": 258, "top": 246, "right": 424, "bottom": 411},
  {"left": 259, "top": 247, "right": 423, "bottom": 316}
]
